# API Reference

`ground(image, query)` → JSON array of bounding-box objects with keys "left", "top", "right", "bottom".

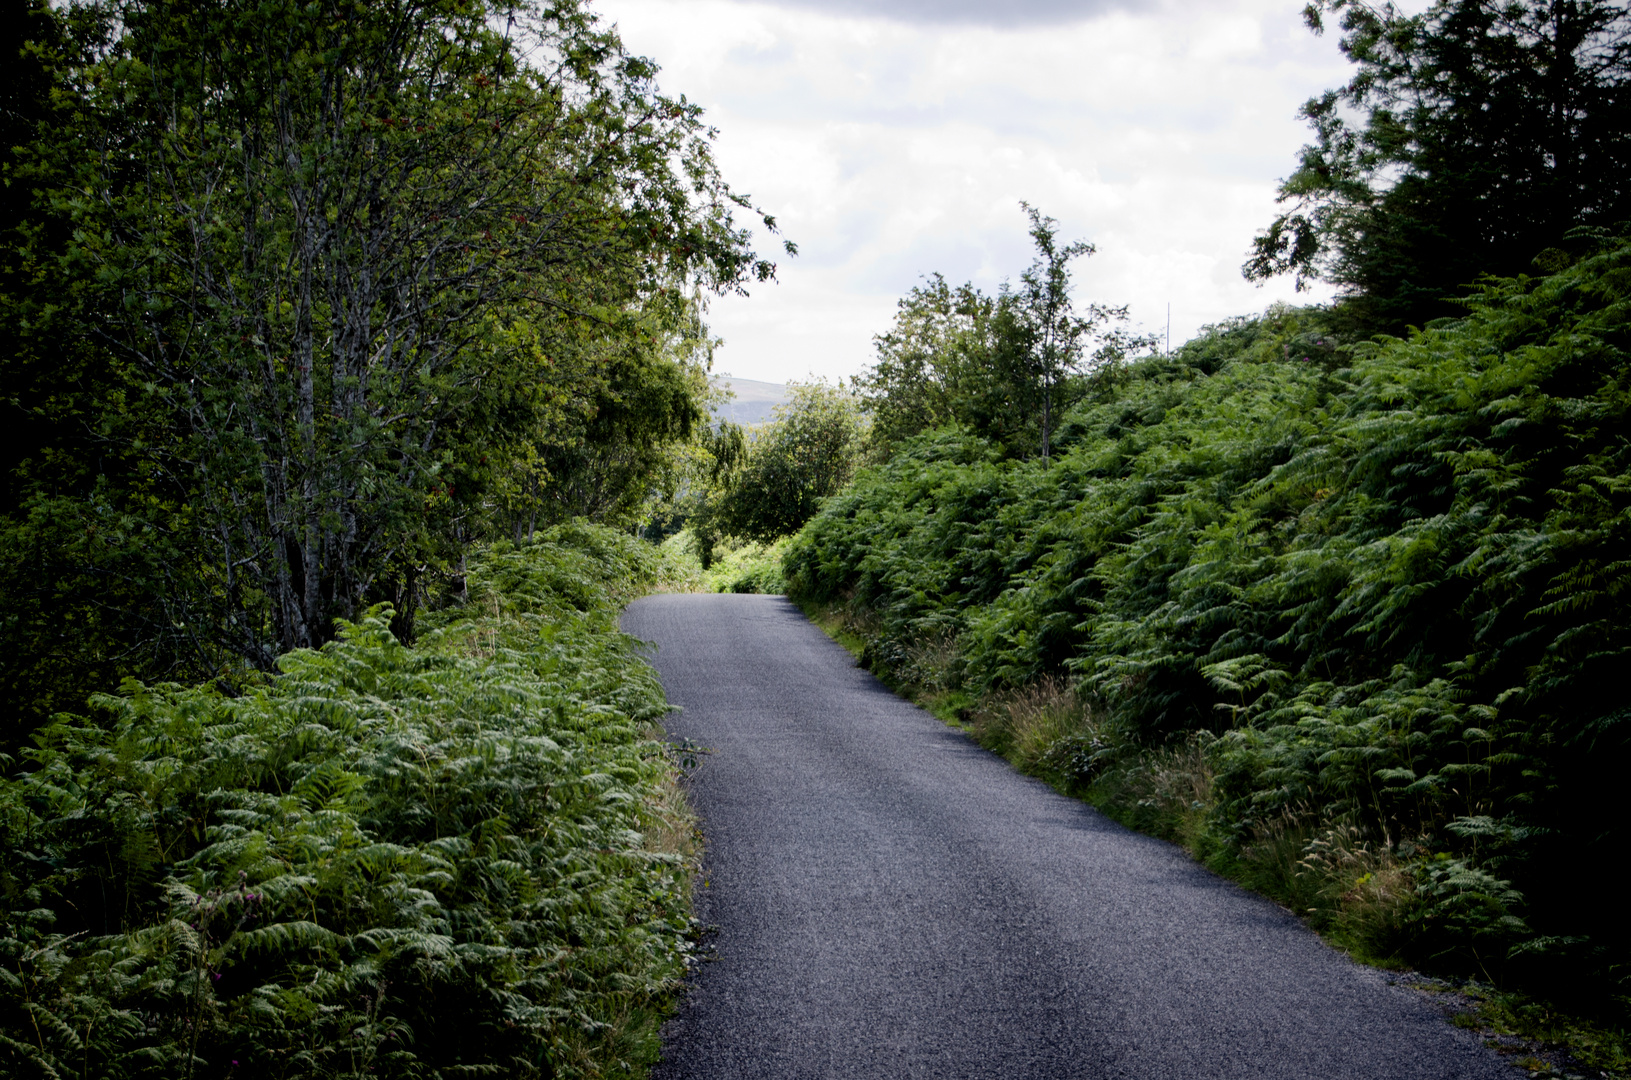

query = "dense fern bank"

[
  {"left": 784, "top": 245, "right": 1631, "bottom": 1032},
  {"left": 0, "top": 523, "right": 698, "bottom": 1079}
]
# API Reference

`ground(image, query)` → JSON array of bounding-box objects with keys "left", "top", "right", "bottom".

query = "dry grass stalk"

[
  {"left": 1297, "top": 822, "right": 1416, "bottom": 942},
  {"left": 900, "top": 628, "right": 961, "bottom": 695},
  {"left": 639, "top": 726, "right": 703, "bottom": 877}
]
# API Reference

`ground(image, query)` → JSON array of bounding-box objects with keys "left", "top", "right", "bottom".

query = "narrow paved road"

[{"left": 623, "top": 593, "right": 1511, "bottom": 1080}]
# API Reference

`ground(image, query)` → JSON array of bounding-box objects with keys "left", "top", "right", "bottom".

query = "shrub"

[{"left": 0, "top": 524, "right": 692, "bottom": 1079}]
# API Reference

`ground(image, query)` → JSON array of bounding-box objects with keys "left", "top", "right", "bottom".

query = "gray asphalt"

[{"left": 623, "top": 593, "right": 1513, "bottom": 1080}]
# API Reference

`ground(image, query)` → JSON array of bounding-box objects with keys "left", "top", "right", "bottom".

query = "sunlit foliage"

[{"left": 786, "top": 243, "right": 1631, "bottom": 998}]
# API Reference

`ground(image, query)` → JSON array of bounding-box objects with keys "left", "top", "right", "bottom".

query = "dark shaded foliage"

[
  {"left": 1248, "top": 0, "right": 1631, "bottom": 335},
  {"left": 0, "top": 0, "right": 777, "bottom": 744}
]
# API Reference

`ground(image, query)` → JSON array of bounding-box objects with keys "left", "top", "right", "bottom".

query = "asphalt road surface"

[{"left": 622, "top": 593, "right": 1512, "bottom": 1080}]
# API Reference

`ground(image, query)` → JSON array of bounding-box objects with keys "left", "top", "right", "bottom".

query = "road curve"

[{"left": 623, "top": 593, "right": 1510, "bottom": 1080}]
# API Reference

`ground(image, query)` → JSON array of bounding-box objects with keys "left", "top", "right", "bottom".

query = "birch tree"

[{"left": 1009, "top": 203, "right": 1130, "bottom": 467}]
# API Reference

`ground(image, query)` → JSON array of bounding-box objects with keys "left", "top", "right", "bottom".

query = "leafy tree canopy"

[
  {"left": 1246, "top": 0, "right": 1631, "bottom": 333},
  {"left": 0, "top": 0, "right": 786, "bottom": 733},
  {"left": 855, "top": 205, "right": 1142, "bottom": 462},
  {"left": 714, "top": 381, "right": 868, "bottom": 546}
]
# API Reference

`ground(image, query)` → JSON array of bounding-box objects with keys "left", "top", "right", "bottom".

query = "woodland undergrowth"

[
  {"left": 661, "top": 532, "right": 787, "bottom": 595},
  {"left": 787, "top": 245, "right": 1631, "bottom": 1075},
  {"left": 0, "top": 523, "right": 699, "bottom": 1080}
]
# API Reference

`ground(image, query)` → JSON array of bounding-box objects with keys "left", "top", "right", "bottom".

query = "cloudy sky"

[{"left": 605, "top": 0, "right": 1357, "bottom": 384}]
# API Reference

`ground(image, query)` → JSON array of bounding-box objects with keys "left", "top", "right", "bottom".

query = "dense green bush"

[
  {"left": 714, "top": 382, "right": 869, "bottom": 545},
  {"left": 653, "top": 531, "right": 785, "bottom": 595},
  {"left": 785, "top": 244, "right": 1631, "bottom": 1002},
  {"left": 0, "top": 524, "right": 694, "bottom": 1079},
  {"left": 707, "top": 538, "right": 789, "bottom": 595}
]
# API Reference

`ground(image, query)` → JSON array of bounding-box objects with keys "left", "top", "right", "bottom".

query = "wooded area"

[
  {"left": 0, "top": 0, "right": 787, "bottom": 739},
  {"left": 0, "top": 1, "right": 763, "bottom": 1075},
  {"left": 3, "top": 0, "right": 1630, "bottom": 1074}
]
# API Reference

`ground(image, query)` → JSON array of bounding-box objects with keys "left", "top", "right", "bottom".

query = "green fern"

[
  {"left": 784, "top": 244, "right": 1631, "bottom": 999},
  {"left": 0, "top": 525, "right": 692, "bottom": 1079}
]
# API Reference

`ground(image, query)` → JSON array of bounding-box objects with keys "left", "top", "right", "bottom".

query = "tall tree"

[
  {"left": 0, "top": 0, "right": 192, "bottom": 729},
  {"left": 1246, "top": 0, "right": 1631, "bottom": 333},
  {"left": 14, "top": 0, "right": 781, "bottom": 666},
  {"left": 855, "top": 273, "right": 1006, "bottom": 457},
  {"left": 520, "top": 301, "right": 713, "bottom": 531}
]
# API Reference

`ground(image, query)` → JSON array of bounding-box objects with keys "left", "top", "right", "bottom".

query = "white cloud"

[
  {"left": 604, "top": 0, "right": 1353, "bottom": 383},
  {"left": 757, "top": 0, "right": 1136, "bottom": 27}
]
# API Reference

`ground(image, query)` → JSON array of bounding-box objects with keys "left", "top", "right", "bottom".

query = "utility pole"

[{"left": 1166, "top": 303, "right": 1171, "bottom": 357}]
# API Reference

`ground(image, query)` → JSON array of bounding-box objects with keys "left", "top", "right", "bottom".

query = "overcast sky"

[{"left": 606, "top": 0, "right": 1356, "bottom": 384}]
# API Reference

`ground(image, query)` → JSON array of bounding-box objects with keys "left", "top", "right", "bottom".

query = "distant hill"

[{"left": 711, "top": 377, "right": 788, "bottom": 427}]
